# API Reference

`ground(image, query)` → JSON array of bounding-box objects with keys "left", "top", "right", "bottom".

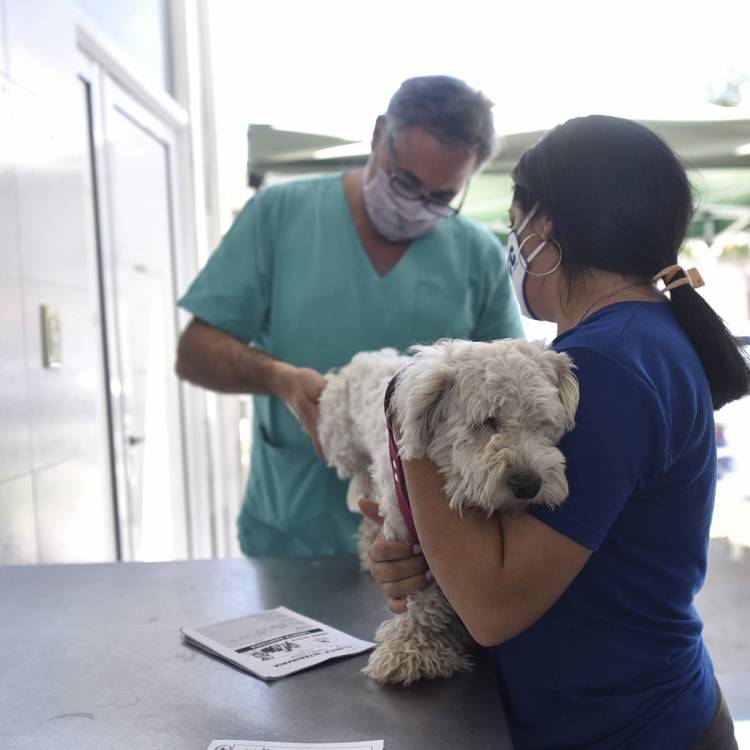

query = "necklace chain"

[{"left": 575, "top": 283, "right": 650, "bottom": 326}]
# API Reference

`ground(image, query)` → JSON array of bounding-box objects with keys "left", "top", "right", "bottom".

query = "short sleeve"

[
  {"left": 528, "top": 347, "right": 667, "bottom": 550},
  {"left": 178, "top": 190, "right": 274, "bottom": 343},
  {"left": 471, "top": 234, "right": 524, "bottom": 342}
]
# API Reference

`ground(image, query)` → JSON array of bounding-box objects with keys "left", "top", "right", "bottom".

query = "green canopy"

[{"left": 247, "top": 109, "right": 750, "bottom": 242}]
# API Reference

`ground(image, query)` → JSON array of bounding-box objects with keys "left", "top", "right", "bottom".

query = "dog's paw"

[{"left": 363, "top": 619, "right": 473, "bottom": 685}]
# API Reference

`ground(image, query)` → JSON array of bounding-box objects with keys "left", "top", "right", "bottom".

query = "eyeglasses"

[{"left": 386, "top": 136, "right": 469, "bottom": 217}]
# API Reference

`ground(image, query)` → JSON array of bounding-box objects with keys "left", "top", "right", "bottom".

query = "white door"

[{"left": 83, "top": 64, "right": 189, "bottom": 561}]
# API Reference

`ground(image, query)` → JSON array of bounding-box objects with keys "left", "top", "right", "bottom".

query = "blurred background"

[{"left": 0, "top": 0, "right": 748, "bottom": 736}]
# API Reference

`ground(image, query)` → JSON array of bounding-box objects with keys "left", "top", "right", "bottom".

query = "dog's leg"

[
  {"left": 364, "top": 585, "right": 474, "bottom": 685},
  {"left": 346, "top": 471, "right": 381, "bottom": 572},
  {"left": 357, "top": 516, "right": 380, "bottom": 572},
  {"left": 356, "top": 362, "right": 476, "bottom": 684},
  {"left": 345, "top": 471, "right": 371, "bottom": 513},
  {"left": 361, "top": 485, "right": 475, "bottom": 684}
]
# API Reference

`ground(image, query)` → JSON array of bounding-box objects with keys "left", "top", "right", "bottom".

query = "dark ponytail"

[
  {"left": 668, "top": 277, "right": 750, "bottom": 409},
  {"left": 512, "top": 115, "right": 750, "bottom": 410}
]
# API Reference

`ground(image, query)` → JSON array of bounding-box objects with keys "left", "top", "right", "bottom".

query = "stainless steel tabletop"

[{"left": 0, "top": 556, "right": 511, "bottom": 749}]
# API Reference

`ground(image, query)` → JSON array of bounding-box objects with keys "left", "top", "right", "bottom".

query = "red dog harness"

[{"left": 384, "top": 377, "right": 420, "bottom": 544}]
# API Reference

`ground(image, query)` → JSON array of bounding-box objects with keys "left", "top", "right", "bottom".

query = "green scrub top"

[{"left": 178, "top": 173, "right": 523, "bottom": 557}]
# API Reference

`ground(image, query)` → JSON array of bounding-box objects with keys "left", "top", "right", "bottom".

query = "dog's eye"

[{"left": 483, "top": 416, "right": 499, "bottom": 431}]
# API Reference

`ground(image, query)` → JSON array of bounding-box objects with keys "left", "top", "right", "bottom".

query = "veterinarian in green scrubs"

[{"left": 176, "top": 76, "right": 522, "bottom": 556}]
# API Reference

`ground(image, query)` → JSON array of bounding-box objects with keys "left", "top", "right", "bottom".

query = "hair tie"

[{"left": 652, "top": 264, "right": 705, "bottom": 292}]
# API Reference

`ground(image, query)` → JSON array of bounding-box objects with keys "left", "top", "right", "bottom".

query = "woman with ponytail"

[{"left": 363, "top": 115, "right": 749, "bottom": 748}]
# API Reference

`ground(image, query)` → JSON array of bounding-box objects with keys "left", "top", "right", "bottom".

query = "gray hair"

[{"left": 385, "top": 76, "right": 496, "bottom": 166}]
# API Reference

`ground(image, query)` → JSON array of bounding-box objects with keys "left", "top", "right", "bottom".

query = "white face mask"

[
  {"left": 362, "top": 163, "right": 442, "bottom": 242},
  {"left": 507, "top": 202, "right": 562, "bottom": 319}
]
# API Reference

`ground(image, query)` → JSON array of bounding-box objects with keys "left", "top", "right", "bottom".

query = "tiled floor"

[{"left": 696, "top": 538, "right": 750, "bottom": 744}]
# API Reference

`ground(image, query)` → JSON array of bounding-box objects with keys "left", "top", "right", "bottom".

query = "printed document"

[{"left": 181, "top": 606, "right": 374, "bottom": 680}]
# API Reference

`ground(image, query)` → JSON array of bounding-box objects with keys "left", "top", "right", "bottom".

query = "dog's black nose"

[{"left": 508, "top": 473, "right": 542, "bottom": 500}]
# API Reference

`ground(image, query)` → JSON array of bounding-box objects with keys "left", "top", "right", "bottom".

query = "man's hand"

[
  {"left": 359, "top": 498, "right": 431, "bottom": 614},
  {"left": 273, "top": 364, "right": 326, "bottom": 457},
  {"left": 175, "top": 319, "right": 329, "bottom": 457}
]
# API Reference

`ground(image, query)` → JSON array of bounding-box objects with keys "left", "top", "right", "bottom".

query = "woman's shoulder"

[
  {"left": 554, "top": 301, "right": 672, "bottom": 349},
  {"left": 553, "top": 301, "right": 712, "bottom": 455},
  {"left": 553, "top": 301, "right": 700, "bottom": 387}
]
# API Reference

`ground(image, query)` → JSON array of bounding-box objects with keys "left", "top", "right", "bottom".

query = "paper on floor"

[{"left": 206, "top": 742, "right": 384, "bottom": 750}]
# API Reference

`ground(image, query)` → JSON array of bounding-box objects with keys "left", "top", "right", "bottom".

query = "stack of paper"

[{"left": 181, "top": 606, "right": 374, "bottom": 681}]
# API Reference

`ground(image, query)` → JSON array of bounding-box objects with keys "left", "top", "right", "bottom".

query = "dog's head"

[{"left": 390, "top": 338, "right": 579, "bottom": 514}]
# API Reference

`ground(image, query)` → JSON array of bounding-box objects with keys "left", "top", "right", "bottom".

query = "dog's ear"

[
  {"left": 391, "top": 344, "right": 455, "bottom": 459},
  {"left": 544, "top": 349, "right": 579, "bottom": 430}
]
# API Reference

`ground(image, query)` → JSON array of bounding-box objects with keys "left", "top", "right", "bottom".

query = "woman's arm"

[{"left": 403, "top": 455, "right": 591, "bottom": 646}]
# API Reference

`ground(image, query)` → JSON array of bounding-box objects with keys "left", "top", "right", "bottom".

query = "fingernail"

[
  {"left": 425, "top": 570, "right": 434, "bottom": 582},
  {"left": 412, "top": 544, "right": 422, "bottom": 555}
]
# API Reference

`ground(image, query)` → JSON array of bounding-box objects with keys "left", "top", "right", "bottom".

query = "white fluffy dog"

[{"left": 318, "top": 338, "right": 579, "bottom": 685}]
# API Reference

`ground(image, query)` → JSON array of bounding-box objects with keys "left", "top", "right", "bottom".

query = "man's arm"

[{"left": 175, "top": 317, "right": 326, "bottom": 455}]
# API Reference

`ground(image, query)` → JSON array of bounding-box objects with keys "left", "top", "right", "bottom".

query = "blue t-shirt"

[{"left": 489, "top": 301, "right": 718, "bottom": 749}]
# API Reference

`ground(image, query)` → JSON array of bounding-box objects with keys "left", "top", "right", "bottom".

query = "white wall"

[
  {"left": 74, "top": 0, "right": 172, "bottom": 93},
  {"left": 0, "top": 0, "right": 115, "bottom": 563}
]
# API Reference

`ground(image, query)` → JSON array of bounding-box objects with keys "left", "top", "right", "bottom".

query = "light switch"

[{"left": 40, "top": 304, "right": 62, "bottom": 369}]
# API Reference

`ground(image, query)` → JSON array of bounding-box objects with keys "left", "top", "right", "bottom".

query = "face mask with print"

[
  {"left": 362, "top": 164, "right": 442, "bottom": 242},
  {"left": 506, "top": 202, "right": 561, "bottom": 319}
]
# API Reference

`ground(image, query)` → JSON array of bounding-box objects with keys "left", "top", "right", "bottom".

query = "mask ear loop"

[
  {"left": 518, "top": 234, "right": 563, "bottom": 277},
  {"left": 516, "top": 202, "right": 540, "bottom": 233}
]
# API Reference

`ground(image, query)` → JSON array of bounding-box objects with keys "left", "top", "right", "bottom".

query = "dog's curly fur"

[{"left": 318, "top": 338, "right": 579, "bottom": 685}]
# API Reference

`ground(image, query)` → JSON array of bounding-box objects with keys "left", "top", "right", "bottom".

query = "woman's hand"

[{"left": 359, "top": 499, "right": 432, "bottom": 614}]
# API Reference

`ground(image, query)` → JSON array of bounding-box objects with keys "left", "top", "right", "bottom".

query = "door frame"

[{"left": 75, "top": 11, "right": 213, "bottom": 560}]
